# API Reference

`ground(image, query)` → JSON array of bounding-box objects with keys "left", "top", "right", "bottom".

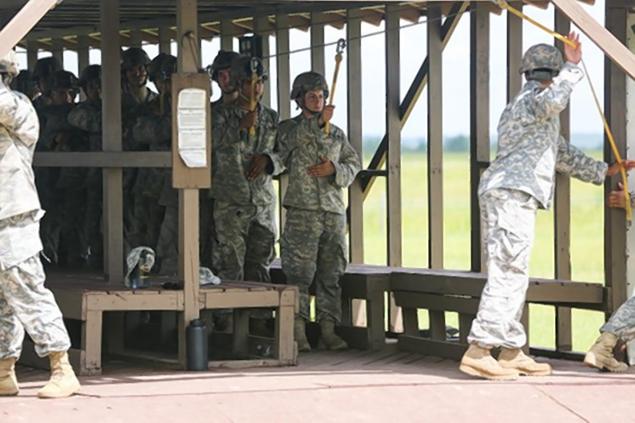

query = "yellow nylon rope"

[
  {"left": 325, "top": 39, "right": 346, "bottom": 135},
  {"left": 495, "top": 0, "right": 632, "bottom": 220}
]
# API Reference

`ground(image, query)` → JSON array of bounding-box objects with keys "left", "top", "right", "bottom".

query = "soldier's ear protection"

[{"left": 525, "top": 68, "right": 559, "bottom": 82}]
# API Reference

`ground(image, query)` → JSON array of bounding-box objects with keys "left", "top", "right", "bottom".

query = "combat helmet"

[
  {"left": 291, "top": 71, "right": 329, "bottom": 101},
  {"left": 519, "top": 44, "right": 564, "bottom": 81},
  {"left": 229, "top": 55, "right": 268, "bottom": 87},
  {"left": 51, "top": 70, "right": 79, "bottom": 92},
  {"left": 148, "top": 53, "right": 177, "bottom": 83},
  {"left": 208, "top": 50, "right": 239, "bottom": 82},
  {"left": 0, "top": 50, "right": 19, "bottom": 77},
  {"left": 121, "top": 47, "right": 151, "bottom": 70},
  {"left": 31, "top": 56, "right": 61, "bottom": 81},
  {"left": 78, "top": 65, "right": 101, "bottom": 89}
]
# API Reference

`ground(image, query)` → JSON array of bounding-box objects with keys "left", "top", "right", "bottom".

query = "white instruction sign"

[{"left": 177, "top": 88, "right": 207, "bottom": 168}]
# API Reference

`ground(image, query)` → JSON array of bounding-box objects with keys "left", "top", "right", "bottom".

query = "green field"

[{"left": 361, "top": 151, "right": 607, "bottom": 352}]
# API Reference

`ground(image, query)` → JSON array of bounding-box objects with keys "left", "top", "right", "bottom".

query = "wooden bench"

[
  {"left": 21, "top": 272, "right": 297, "bottom": 375},
  {"left": 270, "top": 260, "right": 391, "bottom": 350},
  {"left": 391, "top": 268, "right": 606, "bottom": 360}
]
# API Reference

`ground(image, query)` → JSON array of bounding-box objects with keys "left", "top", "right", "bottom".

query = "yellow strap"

[
  {"left": 249, "top": 69, "right": 257, "bottom": 137},
  {"left": 324, "top": 53, "right": 343, "bottom": 135},
  {"left": 496, "top": 0, "right": 632, "bottom": 220}
]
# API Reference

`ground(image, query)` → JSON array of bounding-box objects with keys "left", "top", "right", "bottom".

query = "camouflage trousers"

[
  {"left": 281, "top": 208, "right": 347, "bottom": 323},
  {"left": 468, "top": 188, "right": 538, "bottom": 349},
  {"left": 602, "top": 295, "right": 635, "bottom": 342},
  {"left": 0, "top": 255, "right": 71, "bottom": 360},
  {"left": 212, "top": 201, "right": 275, "bottom": 283}
]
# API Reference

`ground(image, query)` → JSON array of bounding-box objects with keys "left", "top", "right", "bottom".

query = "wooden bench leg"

[
  {"left": 275, "top": 289, "right": 296, "bottom": 365},
  {"left": 366, "top": 291, "right": 386, "bottom": 350},
  {"left": 429, "top": 310, "right": 446, "bottom": 341},
  {"left": 341, "top": 296, "right": 353, "bottom": 326},
  {"left": 402, "top": 307, "right": 419, "bottom": 337},
  {"left": 459, "top": 313, "right": 474, "bottom": 344},
  {"left": 521, "top": 303, "right": 530, "bottom": 354},
  {"left": 82, "top": 310, "right": 102, "bottom": 375},
  {"left": 232, "top": 309, "right": 250, "bottom": 357},
  {"left": 104, "top": 311, "right": 125, "bottom": 356}
]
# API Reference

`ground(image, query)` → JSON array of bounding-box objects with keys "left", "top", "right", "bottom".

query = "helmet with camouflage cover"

[
  {"left": 291, "top": 71, "right": 329, "bottom": 101},
  {"left": 79, "top": 65, "right": 101, "bottom": 89},
  {"left": 51, "top": 70, "right": 79, "bottom": 91},
  {"left": 148, "top": 53, "right": 177, "bottom": 83},
  {"left": 208, "top": 50, "right": 240, "bottom": 82},
  {"left": 230, "top": 55, "right": 268, "bottom": 86},
  {"left": 121, "top": 47, "right": 151, "bottom": 70},
  {"left": 519, "top": 44, "right": 563, "bottom": 81},
  {"left": 31, "top": 56, "right": 61, "bottom": 81},
  {"left": 0, "top": 50, "right": 19, "bottom": 77}
]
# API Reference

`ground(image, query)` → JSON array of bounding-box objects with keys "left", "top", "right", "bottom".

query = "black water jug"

[{"left": 186, "top": 319, "right": 208, "bottom": 371}]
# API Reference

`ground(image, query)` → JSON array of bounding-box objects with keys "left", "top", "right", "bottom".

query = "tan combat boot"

[
  {"left": 294, "top": 318, "right": 311, "bottom": 352},
  {"left": 584, "top": 332, "right": 628, "bottom": 373},
  {"left": 37, "top": 352, "right": 80, "bottom": 399},
  {"left": 0, "top": 357, "right": 19, "bottom": 396},
  {"left": 498, "top": 348, "right": 552, "bottom": 376},
  {"left": 319, "top": 319, "right": 348, "bottom": 351},
  {"left": 459, "top": 344, "right": 519, "bottom": 381}
]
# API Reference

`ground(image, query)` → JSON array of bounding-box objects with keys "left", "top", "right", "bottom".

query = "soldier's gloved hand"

[
  {"left": 307, "top": 156, "right": 336, "bottom": 177},
  {"left": 319, "top": 105, "right": 335, "bottom": 128},
  {"left": 239, "top": 110, "right": 258, "bottom": 130},
  {"left": 607, "top": 160, "right": 635, "bottom": 177},
  {"left": 608, "top": 182, "right": 630, "bottom": 209},
  {"left": 247, "top": 154, "right": 272, "bottom": 180}
]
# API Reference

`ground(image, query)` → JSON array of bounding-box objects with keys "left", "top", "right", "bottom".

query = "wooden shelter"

[{"left": 1, "top": 0, "right": 634, "bottom": 373}]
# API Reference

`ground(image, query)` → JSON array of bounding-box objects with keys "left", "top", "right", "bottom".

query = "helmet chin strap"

[{"left": 297, "top": 99, "right": 321, "bottom": 116}]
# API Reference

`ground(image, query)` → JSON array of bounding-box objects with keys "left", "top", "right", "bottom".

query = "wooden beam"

[
  {"left": 552, "top": 0, "right": 635, "bottom": 80},
  {"left": 51, "top": 38, "right": 63, "bottom": 67},
  {"left": 310, "top": 12, "right": 325, "bottom": 75},
  {"left": 129, "top": 29, "right": 142, "bottom": 48},
  {"left": 254, "top": 16, "right": 271, "bottom": 107},
  {"left": 0, "top": 0, "right": 59, "bottom": 58},
  {"left": 604, "top": 5, "right": 629, "bottom": 313},
  {"left": 554, "top": 10, "right": 572, "bottom": 352},
  {"left": 506, "top": 3, "right": 523, "bottom": 101},
  {"left": 276, "top": 13, "right": 291, "bottom": 229},
  {"left": 427, "top": 5, "right": 443, "bottom": 270},
  {"left": 77, "top": 34, "right": 90, "bottom": 100},
  {"left": 348, "top": 8, "right": 364, "bottom": 265},
  {"left": 159, "top": 26, "right": 172, "bottom": 55},
  {"left": 220, "top": 19, "right": 234, "bottom": 51},
  {"left": 176, "top": 0, "right": 202, "bottom": 368},
  {"left": 33, "top": 151, "right": 171, "bottom": 168},
  {"left": 470, "top": 2, "right": 490, "bottom": 273}
]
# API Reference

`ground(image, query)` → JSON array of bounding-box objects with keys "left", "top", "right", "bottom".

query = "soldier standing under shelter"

[
  {"left": 0, "top": 50, "right": 80, "bottom": 399},
  {"left": 277, "top": 72, "right": 361, "bottom": 352},
  {"left": 459, "top": 34, "right": 635, "bottom": 380}
]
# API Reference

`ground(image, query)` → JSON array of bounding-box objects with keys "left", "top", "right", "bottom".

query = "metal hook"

[
  {"left": 250, "top": 57, "right": 259, "bottom": 73},
  {"left": 336, "top": 38, "right": 346, "bottom": 55}
]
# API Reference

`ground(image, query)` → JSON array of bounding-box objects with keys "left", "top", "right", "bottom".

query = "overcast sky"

[{"left": 17, "top": 0, "right": 607, "bottom": 141}]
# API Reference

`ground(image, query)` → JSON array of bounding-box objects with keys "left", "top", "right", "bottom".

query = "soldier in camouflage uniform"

[
  {"left": 68, "top": 65, "right": 103, "bottom": 267},
  {"left": 0, "top": 50, "right": 80, "bottom": 399},
  {"left": 459, "top": 34, "right": 635, "bottom": 380},
  {"left": 31, "top": 57, "right": 61, "bottom": 110},
  {"left": 11, "top": 70, "right": 38, "bottom": 100},
  {"left": 132, "top": 54, "right": 178, "bottom": 273},
  {"left": 277, "top": 72, "right": 361, "bottom": 352},
  {"left": 211, "top": 56, "right": 280, "bottom": 332},
  {"left": 120, "top": 48, "right": 157, "bottom": 253}
]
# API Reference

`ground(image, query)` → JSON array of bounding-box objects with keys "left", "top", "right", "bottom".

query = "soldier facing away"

[
  {"left": 0, "top": 50, "right": 80, "bottom": 399},
  {"left": 459, "top": 33, "right": 635, "bottom": 380},
  {"left": 277, "top": 71, "right": 361, "bottom": 352}
]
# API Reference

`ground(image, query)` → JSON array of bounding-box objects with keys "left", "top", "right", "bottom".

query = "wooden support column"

[
  {"left": 469, "top": 3, "right": 490, "bottom": 273},
  {"left": 100, "top": 0, "right": 124, "bottom": 283},
  {"left": 159, "top": 26, "right": 172, "bottom": 54},
  {"left": 626, "top": 10, "right": 635, "bottom": 302},
  {"left": 386, "top": 4, "right": 403, "bottom": 332},
  {"left": 254, "top": 16, "right": 271, "bottom": 107},
  {"left": 276, "top": 14, "right": 290, "bottom": 227},
  {"left": 310, "top": 12, "right": 325, "bottom": 75},
  {"left": 506, "top": 2, "right": 523, "bottom": 101},
  {"left": 26, "top": 41, "right": 38, "bottom": 70},
  {"left": 77, "top": 35, "right": 90, "bottom": 101},
  {"left": 348, "top": 9, "right": 364, "bottom": 265},
  {"left": 129, "top": 29, "right": 142, "bottom": 48},
  {"left": 554, "top": 10, "right": 572, "bottom": 352},
  {"left": 51, "top": 38, "right": 64, "bottom": 67},
  {"left": 176, "top": 0, "right": 201, "bottom": 367},
  {"left": 427, "top": 4, "right": 445, "bottom": 336},
  {"left": 605, "top": 4, "right": 629, "bottom": 314},
  {"left": 220, "top": 19, "right": 234, "bottom": 51}
]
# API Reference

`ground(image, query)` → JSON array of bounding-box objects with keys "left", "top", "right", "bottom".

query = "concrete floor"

[{"left": 2, "top": 347, "right": 633, "bottom": 423}]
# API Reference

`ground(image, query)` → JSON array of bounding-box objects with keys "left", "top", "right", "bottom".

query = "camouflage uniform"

[
  {"left": 0, "top": 77, "right": 71, "bottom": 359},
  {"left": 278, "top": 115, "right": 361, "bottom": 323},
  {"left": 211, "top": 101, "right": 280, "bottom": 282},
  {"left": 468, "top": 55, "right": 608, "bottom": 349}
]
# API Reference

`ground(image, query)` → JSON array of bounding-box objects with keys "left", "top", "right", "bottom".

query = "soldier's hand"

[
  {"left": 608, "top": 182, "right": 629, "bottom": 209},
  {"left": 564, "top": 31, "right": 581, "bottom": 64},
  {"left": 240, "top": 110, "right": 258, "bottom": 130},
  {"left": 319, "top": 105, "right": 335, "bottom": 127},
  {"left": 307, "top": 156, "right": 336, "bottom": 177},
  {"left": 247, "top": 154, "right": 271, "bottom": 180},
  {"left": 607, "top": 160, "right": 635, "bottom": 177}
]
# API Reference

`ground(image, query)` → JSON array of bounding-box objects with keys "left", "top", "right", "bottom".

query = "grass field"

[{"left": 361, "top": 151, "right": 607, "bottom": 352}]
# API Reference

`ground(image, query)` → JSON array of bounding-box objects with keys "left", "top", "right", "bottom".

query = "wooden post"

[
  {"left": 176, "top": 0, "right": 202, "bottom": 367},
  {"left": 129, "top": 29, "right": 142, "bottom": 48},
  {"left": 554, "top": 10, "right": 572, "bottom": 352},
  {"left": 310, "top": 12, "right": 325, "bottom": 75},
  {"left": 507, "top": 2, "right": 523, "bottom": 101},
  {"left": 159, "top": 26, "right": 172, "bottom": 54},
  {"left": 51, "top": 38, "right": 64, "bottom": 67},
  {"left": 26, "top": 41, "right": 38, "bottom": 71},
  {"left": 77, "top": 35, "right": 90, "bottom": 101},
  {"left": 469, "top": 3, "right": 490, "bottom": 273},
  {"left": 604, "top": 4, "right": 629, "bottom": 314},
  {"left": 254, "top": 16, "right": 271, "bottom": 107},
  {"left": 386, "top": 4, "right": 403, "bottom": 332},
  {"left": 220, "top": 19, "right": 234, "bottom": 51},
  {"left": 100, "top": 0, "right": 124, "bottom": 283},
  {"left": 276, "top": 13, "right": 290, "bottom": 228},
  {"left": 626, "top": 8, "right": 635, "bottom": 303}
]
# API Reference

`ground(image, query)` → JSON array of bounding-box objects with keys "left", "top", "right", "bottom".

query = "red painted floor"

[{"left": 2, "top": 348, "right": 632, "bottom": 423}]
